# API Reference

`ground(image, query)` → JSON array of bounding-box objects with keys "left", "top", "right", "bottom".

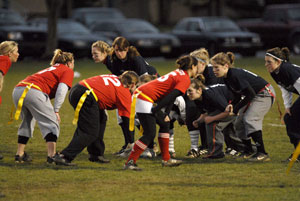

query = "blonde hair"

[
  {"left": 210, "top": 52, "right": 235, "bottom": 67},
  {"left": 92, "top": 40, "right": 112, "bottom": 55},
  {"left": 190, "top": 48, "right": 210, "bottom": 65},
  {"left": 0, "top": 41, "right": 18, "bottom": 55},
  {"left": 50, "top": 49, "right": 74, "bottom": 66}
]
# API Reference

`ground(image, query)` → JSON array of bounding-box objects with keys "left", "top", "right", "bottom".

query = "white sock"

[
  {"left": 169, "top": 129, "right": 175, "bottom": 152},
  {"left": 189, "top": 130, "right": 200, "bottom": 151}
]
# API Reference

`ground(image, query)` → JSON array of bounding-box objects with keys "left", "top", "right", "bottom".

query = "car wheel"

[{"left": 291, "top": 35, "right": 300, "bottom": 55}]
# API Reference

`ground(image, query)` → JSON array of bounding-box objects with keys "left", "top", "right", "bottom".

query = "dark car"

[
  {"left": 90, "top": 18, "right": 181, "bottom": 58},
  {"left": 0, "top": 9, "right": 46, "bottom": 58},
  {"left": 72, "top": 7, "right": 126, "bottom": 28},
  {"left": 171, "top": 17, "right": 262, "bottom": 56},
  {"left": 29, "top": 18, "right": 112, "bottom": 58}
]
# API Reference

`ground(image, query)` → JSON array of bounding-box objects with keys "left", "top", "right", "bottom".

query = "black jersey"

[
  {"left": 103, "top": 55, "right": 149, "bottom": 76},
  {"left": 270, "top": 62, "right": 300, "bottom": 95},
  {"left": 224, "top": 68, "right": 268, "bottom": 95},
  {"left": 203, "top": 65, "right": 224, "bottom": 85},
  {"left": 195, "top": 84, "right": 235, "bottom": 114}
]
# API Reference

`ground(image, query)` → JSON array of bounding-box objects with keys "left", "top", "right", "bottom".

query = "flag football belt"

[
  {"left": 10, "top": 82, "right": 42, "bottom": 123},
  {"left": 243, "top": 83, "right": 276, "bottom": 114},
  {"left": 129, "top": 89, "right": 154, "bottom": 132},
  {"left": 72, "top": 80, "right": 98, "bottom": 125}
]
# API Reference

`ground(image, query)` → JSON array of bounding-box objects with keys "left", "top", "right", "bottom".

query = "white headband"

[
  {"left": 194, "top": 57, "right": 206, "bottom": 63},
  {"left": 265, "top": 53, "right": 283, "bottom": 61}
]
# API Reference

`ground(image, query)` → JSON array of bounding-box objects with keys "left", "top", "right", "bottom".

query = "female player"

[
  {"left": 124, "top": 55, "right": 199, "bottom": 171},
  {"left": 0, "top": 41, "right": 19, "bottom": 160},
  {"left": 185, "top": 48, "right": 223, "bottom": 158},
  {"left": 265, "top": 47, "right": 300, "bottom": 161},
  {"left": 53, "top": 71, "right": 139, "bottom": 166},
  {"left": 187, "top": 77, "right": 236, "bottom": 159},
  {"left": 12, "top": 49, "right": 74, "bottom": 163},
  {"left": 210, "top": 52, "right": 275, "bottom": 161},
  {"left": 91, "top": 38, "right": 159, "bottom": 155}
]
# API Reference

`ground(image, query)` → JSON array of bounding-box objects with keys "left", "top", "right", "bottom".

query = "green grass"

[{"left": 1, "top": 57, "right": 300, "bottom": 201}]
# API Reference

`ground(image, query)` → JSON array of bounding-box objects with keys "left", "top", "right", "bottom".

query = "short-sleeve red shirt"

[
  {"left": 137, "top": 69, "right": 191, "bottom": 102},
  {"left": 79, "top": 74, "right": 132, "bottom": 118},
  {"left": 0, "top": 55, "right": 12, "bottom": 76},
  {"left": 16, "top": 63, "right": 74, "bottom": 99}
]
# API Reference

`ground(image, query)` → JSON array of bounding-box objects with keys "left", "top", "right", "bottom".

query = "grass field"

[{"left": 0, "top": 56, "right": 300, "bottom": 201}]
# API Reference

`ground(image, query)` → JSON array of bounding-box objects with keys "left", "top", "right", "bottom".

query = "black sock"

[
  {"left": 242, "top": 139, "right": 253, "bottom": 153},
  {"left": 250, "top": 130, "right": 266, "bottom": 154}
]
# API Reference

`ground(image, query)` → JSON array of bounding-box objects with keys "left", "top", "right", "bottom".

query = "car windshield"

[
  {"left": 203, "top": 18, "right": 240, "bottom": 32},
  {"left": 58, "top": 21, "right": 91, "bottom": 34},
  {"left": 287, "top": 8, "right": 300, "bottom": 20},
  {"left": 85, "top": 11, "right": 123, "bottom": 25},
  {"left": 0, "top": 11, "right": 26, "bottom": 25},
  {"left": 119, "top": 21, "right": 158, "bottom": 33}
]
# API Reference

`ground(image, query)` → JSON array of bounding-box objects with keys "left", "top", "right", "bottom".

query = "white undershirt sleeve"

[{"left": 54, "top": 83, "right": 69, "bottom": 113}]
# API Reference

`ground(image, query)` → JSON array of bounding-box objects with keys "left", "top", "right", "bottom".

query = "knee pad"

[
  {"left": 44, "top": 133, "right": 57, "bottom": 142},
  {"left": 18, "top": 136, "right": 29, "bottom": 144}
]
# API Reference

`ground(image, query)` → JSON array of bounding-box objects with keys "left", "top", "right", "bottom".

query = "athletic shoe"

[
  {"left": 15, "top": 152, "right": 32, "bottom": 163},
  {"left": 185, "top": 149, "right": 200, "bottom": 158},
  {"left": 118, "top": 143, "right": 134, "bottom": 158},
  {"left": 89, "top": 155, "right": 110, "bottom": 163},
  {"left": 247, "top": 152, "right": 271, "bottom": 162},
  {"left": 202, "top": 153, "right": 225, "bottom": 159},
  {"left": 162, "top": 158, "right": 183, "bottom": 167},
  {"left": 53, "top": 154, "right": 76, "bottom": 166},
  {"left": 237, "top": 151, "right": 255, "bottom": 159},
  {"left": 47, "top": 156, "right": 54, "bottom": 164},
  {"left": 225, "top": 148, "right": 239, "bottom": 157},
  {"left": 284, "top": 154, "right": 300, "bottom": 162},
  {"left": 123, "top": 160, "right": 142, "bottom": 171},
  {"left": 113, "top": 147, "right": 126, "bottom": 155},
  {"left": 198, "top": 149, "right": 208, "bottom": 156},
  {"left": 140, "top": 148, "right": 157, "bottom": 158}
]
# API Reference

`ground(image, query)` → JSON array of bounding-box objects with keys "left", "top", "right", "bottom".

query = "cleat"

[
  {"left": 198, "top": 149, "right": 208, "bottom": 156},
  {"left": 118, "top": 143, "right": 134, "bottom": 158},
  {"left": 47, "top": 156, "right": 55, "bottom": 164},
  {"left": 237, "top": 151, "right": 255, "bottom": 159},
  {"left": 162, "top": 158, "right": 183, "bottom": 167},
  {"left": 15, "top": 152, "right": 32, "bottom": 163},
  {"left": 169, "top": 151, "right": 176, "bottom": 158},
  {"left": 113, "top": 147, "right": 126, "bottom": 155},
  {"left": 247, "top": 152, "right": 270, "bottom": 162},
  {"left": 284, "top": 153, "right": 300, "bottom": 163},
  {"left": 53, "top": 154, "right": 76, "bottom": 166},
  {"left": 185, "top": 149, "right": 200, "bottom": 158},
  {"left": 89, "top": 155, "right": 110, "bottom": 163},
  {"left": 123, "top": 160, "right": 142, "bottom": 171},
  {"left": 140, "top": 148, "right": 157, "bottom": 158}
]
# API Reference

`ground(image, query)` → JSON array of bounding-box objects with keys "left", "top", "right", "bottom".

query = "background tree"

[{"left": 43, "top": 0, "right": 63, "bottom": 59}]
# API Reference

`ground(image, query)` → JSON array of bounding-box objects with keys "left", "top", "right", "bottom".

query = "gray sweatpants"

[
  {"left": 12, "top": 87, "right": 59, "bottom": 138},
  {"left": 235, "top": 94, "right": 273, "bottom": 139},
  {"left": 205, "top": 111, "right": 236, "bottom": 156}
]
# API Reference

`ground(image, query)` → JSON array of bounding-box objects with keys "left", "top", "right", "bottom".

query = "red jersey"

[
  {"left": 16, "top": 63, "right": 74, "bottom": 99},
  {"left": 137, "top": 69, "right": 190, "bottom": 102},
  {"left": 79, "top": 74, "right": 132, "bottom": 118},
  {"left": 0, "top": 55, "right": 12, "bottom": 76}
]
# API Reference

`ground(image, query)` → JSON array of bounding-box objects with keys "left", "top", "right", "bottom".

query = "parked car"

[
  {"left": 90, "top": 18, "right": 181, "bottom": 57},
  {"left": 237, "top": 4, "right": 300, "bottom": 54},
  {"left": 0, "top": 8, "right": 46, "bottom": 58},
  {"left": 72, "top": 7, "right": 126, "bottom": 28},
  {"left": 171, "top": 16, "right": 262, "bottom": 56},
  {"left": 29, "top": 18, "right": 112, "bottom": 58}
]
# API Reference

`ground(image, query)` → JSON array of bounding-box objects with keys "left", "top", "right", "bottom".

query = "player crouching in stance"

[
  {"left": 53, "top": 71, "right": 139, "bottom": 166},
  {"left": 12, "top": 49, "right": 74, "bottom": 163},
  {"left": 210, "top": 52, "right": 275, "bottom": 161},
  {"left": 124, "top": 55, "right": 199, "bottom": 171},
  {"left": 187, "top": 77, "right": 237, "bottom": 159},
  {"left": 265, "top": 47, "right": 300, "bottom": 162}
]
